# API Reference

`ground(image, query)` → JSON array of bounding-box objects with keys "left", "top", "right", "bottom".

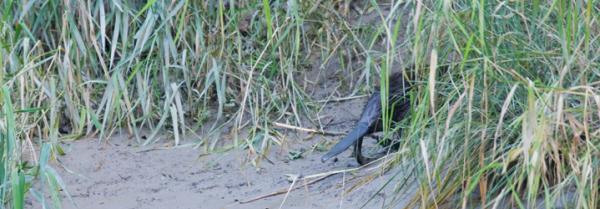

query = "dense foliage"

[{"left": 0, "top": 0, "right": 598, "bottom": 208}]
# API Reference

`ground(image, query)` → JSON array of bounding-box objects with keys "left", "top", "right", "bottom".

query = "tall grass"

[
  {"left": 382, "top": 1, "right": 600, "bottom": 208},
  {"left": 0, "top": 0, "right": 598, "bottom": 208}
]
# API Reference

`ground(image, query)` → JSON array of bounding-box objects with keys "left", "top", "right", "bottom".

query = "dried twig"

[
  {"left": 316, "top": 95, "right": 368, "bottom": 103},
  {"left": 273, "top": 122, "right": 345, "bottom": 136},
  {"left": 239, "top": 173, "right": 335, "bottom": 204},
  {"left": 238, "top": 156, "right": 397, "bottom": 204}
]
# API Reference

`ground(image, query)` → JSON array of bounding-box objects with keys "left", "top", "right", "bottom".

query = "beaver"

[{"left": 321, "top": 71, "right": 412, "bottom": 165}]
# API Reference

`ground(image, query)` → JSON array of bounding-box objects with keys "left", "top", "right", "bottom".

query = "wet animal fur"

[{"left": 321, "top": 71, "right": 412, "bottom": 165}]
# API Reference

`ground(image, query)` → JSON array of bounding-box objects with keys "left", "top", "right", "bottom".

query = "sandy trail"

[{"left": 27, "top": 132, "right": 411, "bottom": 209}]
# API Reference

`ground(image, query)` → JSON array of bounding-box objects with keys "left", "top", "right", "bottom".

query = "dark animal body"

[{"left": 321, "top": 71, "right": 412, "bottom": 165}]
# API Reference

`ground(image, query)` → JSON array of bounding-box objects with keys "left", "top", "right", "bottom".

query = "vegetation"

[{"left": 0, "top": 0, "right": 598, "bottom": 208}]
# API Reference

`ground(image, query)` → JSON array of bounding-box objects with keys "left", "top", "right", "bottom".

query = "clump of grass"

[
  {"left": 371, "top": 0, "right": 599, "bottom": 208},
  {"left": 0, "top": 86, "right": 67, "bottom": 209}
]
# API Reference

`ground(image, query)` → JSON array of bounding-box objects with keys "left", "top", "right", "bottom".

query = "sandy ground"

[
  {"left": 27, "top": 133, "right": 413, "bottom": 209},
  {"left": 24, "top": 92, "right": 417, "bottom": 209}
]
